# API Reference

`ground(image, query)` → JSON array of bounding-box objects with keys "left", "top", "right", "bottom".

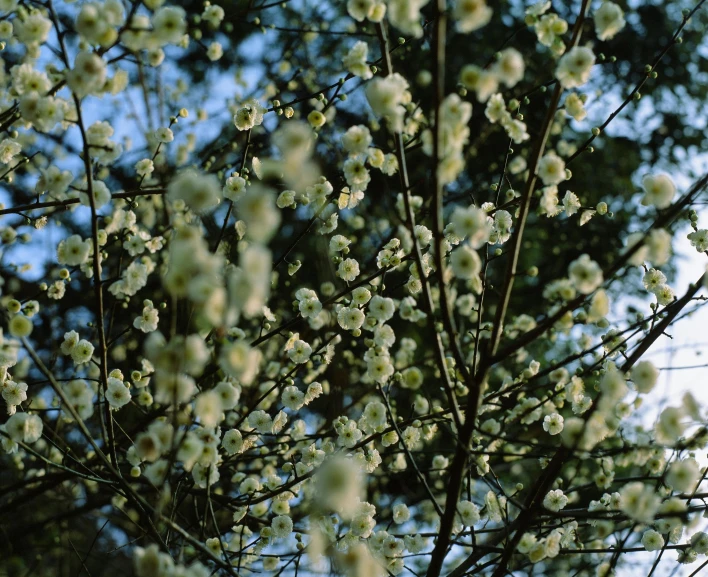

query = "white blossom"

[
  {"left": 543, "top": 489, "right": 568, "bottom": 512},
  {"left": 642, "top": 174, "right": 676, "bottom": 209},
  {"left": 556, "top": 47, "right": 596, "bottom": 89},
  {"left": 594, "top": 2, "right": 626, "bottom": 41}
]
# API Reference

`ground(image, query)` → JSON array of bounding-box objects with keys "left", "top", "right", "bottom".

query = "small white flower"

[
  {"left": 562, "top": 191, "right": 581, "bottom": 216},
  {"left": 642, "top": 268, "right": 667, "bottom": 293},
  {"left": 277, "top": 190, "right": 296, "bottom": 209},
  {"left": 362, "top": 401, "right": 387, "bottom": 432},
  {"left": 564, "top": 93, "right": 587, "bottom": 121},
  {"left": 454, "top": 0, "right": 493, "bottom": 33},
  {"left": 691, "top": 532, "right": 708, "bottom": 554},
  {"left": 5, "top": 413, "right": 43, "bottom": 444},
  {"left": 223, "top": 175, "right": 247, "bottom": 202},
  {"left": 219, "top": 340, "right": 260, "bottom": 385},
  {"left": 71, "top": 339, "right": 95, "bottom": 365},
  {"left": 383, "top": 535, "right": 404, "bottom": 558},
  {"left": 222, "top": 429, "right": 244, "bottom": 455},
  {"left": 298, "top": 297, "right": 322, "bottom": 319},
  {"left": 366, "top": 73, "right": 410, "bottom": 132},
  {"left": 642, "top": 174, "right": 676, "bottom": 209},
  {"left": 392, "top": 503, "right": 410, "bottom": 524},
  {"left": 152, "top": 6, "right": 187, "bottom": 45},
  {"left": 367, "top": 355, "right": 394, "bottom": 383},
  {"left": 306, "top": 382, "right": 323, "bottom": 404},
  {"left": 206, "top": 41, "right": 223, "bottom": 61},
  {"left": 79, "top": 180, "right": 111, "bottom": 210},
  {"left": 381, "top": 154, "right": 399, "bottom": 176},
  {"left": 338, "top": 258, "right": 360, "bottom": 282},
  {"left": 135, "top": 158, "right": 154, "bottom": 177},
  {"left": 287, "top": 340, "right": 312, "bottom": 364},
  {"left": 154, "top": 127, "right": 174, "bottom": 143},
  {"left": 338, "top": 307, "right": 366, "bottom": 330},
  {"left": 665, "top": 458, "right": 699, "bottom": 493},
  {"left": 556, "top": 47, "right": 595, "bottom": 88},
  {"left": 450, "top": 205, "right": 491, "bottom": 247},
  {"left": 343, "top": 157, "right": 371, "bottom": 191},
  {"left": 619, "top": 481, "right": 661, "bottom": 523},
  {"left": 271, "top": 515, "right": 293, "bottom": 539},
  {"left": 594, "top": 2, "right": 626, "bottom": 41},
  {"left": 485, "top": 93, "right": 509, "bottom": 123},
  {"left": 404, "top": 534, "right": 427, "bottom": 554},
  {"left": 330, "top": 235, "right": 352, "bottom": 253},
  {"left": 2, "top": 380, "right": 28, "bottom": 407},
  {"left": 342, "top": 41, "right": 372, "bottom": 80},
  {"left": 414, "top": 225, "right": 433, "bottom": 248},
  {"left": 537, "top": 152, "right": 566, "bottom": 186},
  {"left": 233, "top": 99, "right": 266, "bottom": 131},
  {"left": 368, "top": 295, "right": 395, "bottom": 323},
  {"left": 631, "top": 361, "right": 659, "bottom": 394},
  {"left": 351, "top": 513, "right": 376, "bottom": 537},
  {"left": 194, "top": 390, "right": 223, "bottom": 428},
  {"left": 687, "top": 229, "right": 708, "bottom": 252},
  {"left": 201, "top": 3, "right": 225, "bottom": 26},
  {"left": 168, "top": 170, "right": 222, "bottom": 213},
  {"left": 568, "top": 254, "right": 603, "bottom": 294},
  {"left": 543, "top": 489, "right": 568, "bottom": 512},
  {"left": 106, "top": 377, "right": 131, "bottom": 410},
  {"left": 61, "top": 330, "right": 80, "bottom": 355},
  {"left": 504, "top": 118, "right": 530, "bottom": 145},
  {"left": 134, "top": 300, "right": 159, "bottom": 333},
  {"left": 352, "top": 287, "right": 372, "bottom": 306},
  {"left": 347, "top": 0, "right": 375, "bottom": 22},
  {"left": 641, "top": 529, "right": 664, "bottom": 552},
  {"left": 67, "top": 51, "right": 107, "bottom": 98},
  {"left": 342, "top": 126, "right": 372, "bottom": 155},
  {"left": 282, "top": 386, "right": 305, "bottom": 411},
  {"left": 388, "top": 0, "right": 428, "bottom": 37},
  {"left": 526, "top": 1, "right": 551, "bottom": 16},
  {"left": 0, "top": 138, "right": 21, "bottom": 164},
  {"left": 493, "top": 48, "right": 524, "bottom": 88},
  {"left": 451, "top": 244, "right": 482, "bottom": 280},
  {"left": 458, "top": 500, "right": 481, "bottom": 525},
  {"left": 249, "top": 410, "right": 274, "bottom": 434},
  {"left": 655, "top": 284, "right": 675, "bottom": 306},
  {"left": 543, "top": 413, "right": 564, "bottom": 435}
]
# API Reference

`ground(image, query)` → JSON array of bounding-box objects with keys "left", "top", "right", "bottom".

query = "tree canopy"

[{"left": 1, "top": 1, "right": 708, "bottom": 576}]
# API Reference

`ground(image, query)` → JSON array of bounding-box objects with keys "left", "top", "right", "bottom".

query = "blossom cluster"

[{"left": 0, "top": 1, "right": 707, "bottom": 577}]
